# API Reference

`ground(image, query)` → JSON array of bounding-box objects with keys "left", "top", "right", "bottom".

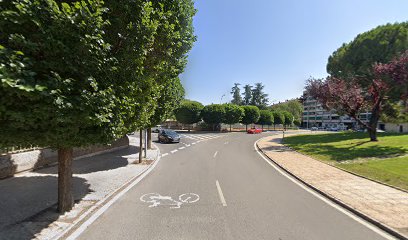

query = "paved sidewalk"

[
  {"left": 0, "top": 135, "right": 158, "bottom": 240},
  {"left": 257, "top": 134, "right": 408, "bottom": 239}
]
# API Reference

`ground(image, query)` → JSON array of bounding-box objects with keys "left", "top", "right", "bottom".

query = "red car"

[{"left": 247, "top": 127, "right": 262, "bottom": 134}]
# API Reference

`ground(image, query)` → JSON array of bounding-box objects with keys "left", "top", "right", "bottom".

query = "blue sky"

[{"left": 180, "top": 0, "right": 408, "bottom": 105}]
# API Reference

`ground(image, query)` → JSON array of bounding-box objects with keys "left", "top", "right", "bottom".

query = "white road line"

[
  {"left": 224, "top": 141, "right": 229, "bottom": 144},
  {"left": 213, "top": 151, "right": 218, "bottom": 158},
  {"left": 186, "top": 144, "right": 191, "bottom": 147},
  {"left": 162, "top": 153, "right": 169, "bottom": 157},
  {"left": 216, "top": 180, "right": 227, "bottom": 207},
  {"left": 170, "top": 149, "right": 178, "bottom": 154},
  {"left": 178, "top": 147, "right": 185, "bottom": 150},
  {"left": 192, "top": 142, "right": 197, "bottom": 145},
  {"left": 253, "top": 139, "right": 396, "bottom": 240}
]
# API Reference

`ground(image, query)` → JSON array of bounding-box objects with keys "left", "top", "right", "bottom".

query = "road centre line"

[
  {"left": 192, "top": 142, "right": 197, "bottom": 145},
  {"left": 161, "top": 153, "right": 169, "bottom": 157},
  {"left": 178, "top": 147, "right": 185, "bottom": 150},
  {"left": 213, "top": 151, "right": 218, "bottom": 158},
  {"left": 186, "top": 144, "right": 191, "bottom": 147},
  {"left": 170, "top": 149, "right": 178, "bottom": 154},
  {"left": 216, "top": 180, "right": 227, "bottom": 207}
]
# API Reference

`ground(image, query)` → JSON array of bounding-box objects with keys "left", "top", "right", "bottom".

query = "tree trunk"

[
  {"left": 188, "top": 124, "right": 191, "bottom": 132},
  {"left": 230, "top": 124, "right": 232, "bottom": 132},
  {"left": 139, "top": 129, "right": 143, "bottom": 163},
  {"left": 261, "top": 125, "right": 264, "bottom": 132},
  {"left": 274, "top": 124, "right": 275, "bottom": 130},
  {"left": 147, "top": 128, "right": 152, "bottom": 150},
  {"left": 245, "top": 124, "right": 248, "bottom": 131},
  {"left": 58, "top": 148, "right": 74, "bottom": 213},
  {"left": 368, "top": 101, "right": 381, "bottom": 141}
]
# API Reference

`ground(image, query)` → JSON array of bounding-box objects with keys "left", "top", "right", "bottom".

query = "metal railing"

[{"left": 0, "top": 145, "right": 41, "bottom": 155}]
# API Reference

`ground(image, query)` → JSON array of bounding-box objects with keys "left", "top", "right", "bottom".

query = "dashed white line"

[
  {"left": 170, "top": 149, "right": 178, "bottom": 154},
  {"left": 216, "top": 180, "right": 227, "bottom": 207},
  {"left": 186, "top": 144, "right": 191, "bottom": 147},
  {"left": 178, "top": 147, "right": 185, "bottom": 150},
  {"left": 192, "top": 142, "right": 197, "bottom": 145},
  {"left": 213, "top": 151, "right": 218, "bottom": 158},
  {"left": 224, "top": 141, "right": 229, "bottom": 145},
  {"left": 162, "top": 153, "right": 169, "bottom": 157}
]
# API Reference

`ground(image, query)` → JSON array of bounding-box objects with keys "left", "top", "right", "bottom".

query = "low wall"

[{"left": 0, "top": 136, "right": 129, "bottom": 179}]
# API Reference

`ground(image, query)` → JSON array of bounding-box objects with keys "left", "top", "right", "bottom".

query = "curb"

[
  {"left": 256, "top": 137, "right": 407, "bottom": 240},
  {"left": 54, "top": 142, "right": 161, "bottom": 240}
]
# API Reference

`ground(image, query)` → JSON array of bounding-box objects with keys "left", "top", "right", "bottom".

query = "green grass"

[{"left": 284, "top": 132, "right": 408, "bottom": 191}]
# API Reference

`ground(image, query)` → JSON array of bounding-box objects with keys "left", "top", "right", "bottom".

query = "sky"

[{"left": 180, "top": 0, "right": 408, "bottom": 105}]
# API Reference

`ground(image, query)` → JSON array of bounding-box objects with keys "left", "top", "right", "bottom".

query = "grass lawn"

[{"left": 284, "top": 132, "right": 408, "bottom": 191}]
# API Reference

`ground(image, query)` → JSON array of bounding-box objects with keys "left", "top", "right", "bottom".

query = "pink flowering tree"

[{"left": 306, "top": 51, "right": 408, "bottom": 141}]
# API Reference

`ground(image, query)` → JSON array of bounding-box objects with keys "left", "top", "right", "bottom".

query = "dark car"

[{"left": 158, "top": 129, "right": 180, "bottom": 143}]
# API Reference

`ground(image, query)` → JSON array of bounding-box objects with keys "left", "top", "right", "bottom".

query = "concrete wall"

[
  {"left": 383, "top": 123, "right": 408, "bottom": 133},
  {"left": 0, "top": 136, "right": 129, "bottom": 179}
]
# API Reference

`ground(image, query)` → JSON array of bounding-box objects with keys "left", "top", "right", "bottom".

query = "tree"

[
  {"left": 327, "top": 22, "right": 408, "bottom": 90},
  {"left": 257, "top": 110, "right": 274, "bottom": 131},
  {"left": 270, "top": 99, "right": 303, "bottom": 122},
  {"left": 306, "top": 50, "right": 408, "bottom": 141},
  {"left": 144, "top": 0, "right": 196, "bottom": 148},
  {"left": 230, "top": 83, "right": 242, "bottom": 105},
  {"left": 282, "top": 111, "right": 294, "bottom": 130},
  {"left": 251, "top": 83, "right": 269, "bottom": 109},
  {"left": 201, "top": 104, "right": 226, "bottom": 131},
  {"left": 242, "top": 84, "right": 252, "bottom": 105},
  {"left": 0, "top": 0, "right": 121, "bottom": 212},
  {"left": 272, "top": 111, "right": 285, "bottom": 130},
  {"left": 174, "top": 100, "right": 203, "bottom": 130},
  {"left": 240, "top": 105, "right": 260, "bottom": 131},
  {"left": 223, "top": 104, "right": 244, "bottom": 131}
]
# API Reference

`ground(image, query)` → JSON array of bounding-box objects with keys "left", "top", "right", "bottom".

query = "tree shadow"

[
  {"left": 0, "top": 175, "right": 90, "bottom": 240},
  {"left": 36, "top": 146, "right": 137, "bottom": 175}
]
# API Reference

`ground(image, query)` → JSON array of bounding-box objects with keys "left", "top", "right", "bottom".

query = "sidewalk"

[
  {"left": 0, "top": 135, "right": 159, "bottom": 240},
  {"left": 257, "top": 134, "right": 408, "bottom": 239}
]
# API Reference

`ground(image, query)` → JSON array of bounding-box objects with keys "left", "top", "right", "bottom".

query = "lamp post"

[{"left": 220, "top": 94, "right": 225, "bottom": 104}]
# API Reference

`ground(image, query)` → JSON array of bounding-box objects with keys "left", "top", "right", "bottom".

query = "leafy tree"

[
  {"left": 240, "top": 105, "right": 260, "bottom": 131},
  {"left": 242, "top": 84, "right": 252, "bottom": 105},
  {"left": 174, "top": 100, "right": 204, "bottom": 130},
  {"left": 282, "top": 111, "right": 294, "bottom": 129},
  {"left": 0, "top": 0, "right": 120, "bottom": 212},
  {"left": 251, "top": 83, "right": 269, "bottom": 109},
  {"left": 144, "top": 0, "right": 196, "bottom": 148},
  {"left": 257, "top": 110, "right": 274, "bottom": 131},
  {"left": 293, "top": 118, "right": 301, "bottom": 126},
  {"left": 306, "top": 51, "right": 408, "bottom": 141},
  {"left": 223, "top": 104, "right": 244, "bottom": 131},
  {"left": 201, "top": 104, "right": 226, "bottom": 131},
  {"left": 230, "top": 83, "right": 242, "bottom": 105},
  {"left": 270, "top": 99, "right": 303, "bottom": 121},
  {"left": 272, "top": 111, "right": 285, "bottom": 130},
  {"left": 327, "top": 22, "right": 408, "bottom": 80}
]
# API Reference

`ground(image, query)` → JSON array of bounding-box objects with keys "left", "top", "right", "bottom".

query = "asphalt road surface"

[{"left": 77, "top": 131, "right": 392, "bottom": 240}]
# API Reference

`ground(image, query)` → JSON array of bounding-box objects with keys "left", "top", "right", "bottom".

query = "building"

[{"left": 301, "top": 97, "right": 371, "bottom": 130}]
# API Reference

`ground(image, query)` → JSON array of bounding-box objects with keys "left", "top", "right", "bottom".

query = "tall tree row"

[{"left": 0, "top": 0, "right": 196, "bottom": 212}]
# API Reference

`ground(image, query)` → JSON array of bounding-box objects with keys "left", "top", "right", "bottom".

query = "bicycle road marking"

[{"left": 140, "top": 193, "right": 200, "bottom": 209}]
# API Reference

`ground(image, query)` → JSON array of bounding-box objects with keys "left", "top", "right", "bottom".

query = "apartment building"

[{"left": 302, "top": 97, "right": 371, "bottom": 130}]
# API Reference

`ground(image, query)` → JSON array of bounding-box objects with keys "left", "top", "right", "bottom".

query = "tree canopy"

[
  {"left": 257, "top": 110, "right": 274, "bottom": 126},
  {"left": 223, "top": 104, "right": 244, "bottom": 126},
  {"left": 282, "top": 111, "right": 294, "bottom": 127},
  {"left": 250, "top": 83, "right": 269, "bottom": 109},
  {"left": 270, "top": 99, "right": 303, "bottom": 124},
  {"left": 242, "top": 84, "right": 252, "bottom": 105},
  {"left": 230, "top": 83, "right": 242, "bottom": 105},
  {"left": 201, "top": 104, "right": 226, "bottom": 126},
  {"left": 327, "top": 22, "right": 408, "bottom": 80},
  {"left": 174, "top": 100, "right": 203, "bottom": 125},
  {"left": 272, "top": 111, "right": 285, "bottom": 126},
  {"left": 240, "top": 105, "right": 260, "bottom": 127}
]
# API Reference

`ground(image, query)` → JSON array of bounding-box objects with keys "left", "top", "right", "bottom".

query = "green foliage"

[
  {"left": 223, "top": 104, "right": 244, "bottom": 125},
  {"left": 293, "top": 118, "right": 301, "bottom": 126},
  {"left": 282, "top": 111, "right": 294, "bottom": 126},
  {"left": 257, "top": 110, "right": 274, "bottom": 126},
  {"left": 201, "top": 104, "right": 226, "bottom": 125},
  {"left": 240, "top": 105, "right": 260, "bottom": 125},
  {"left": 272, "top": 111, "right": 285, "bottom": 125},
  {"left": 0, "top": 0, "right": 116, "bottom": 148},
  {"left": 250, "top": 83, "right": 268, "bottom": 109},
  {"left": 327, "top": 22, "right": 408, "bottom": 79},
  {"left": 242, "top": 84, "right": 252, "bottom": 105},
  {"left": 270, "top": 99, "right": 303, "bottom": 121},
  {"left": 174, "top": 100, "right": 203, "bottom": 124},
  {"left": 230, "top": 83, "right": 242, "bottom": 105}
]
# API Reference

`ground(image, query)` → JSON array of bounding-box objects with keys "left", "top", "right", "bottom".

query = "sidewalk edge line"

[
  {"left": 255, "top": 137, "right": 405, "bottom": 240},
  {"left": 58, "top": 143, "right": 162, "bottom": 240}
]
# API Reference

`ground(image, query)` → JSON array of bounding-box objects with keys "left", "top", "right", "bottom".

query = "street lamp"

[{"left": 220, "top": 94, "right": 225, "bottom": 104}]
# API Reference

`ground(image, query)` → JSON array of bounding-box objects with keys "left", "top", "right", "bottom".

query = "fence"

[{"left": 0, "top": 145, "right": 41, "bottom": 155}]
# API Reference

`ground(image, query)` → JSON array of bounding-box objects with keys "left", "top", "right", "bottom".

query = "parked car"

[
  {"left": 247, "top": 127, "right": 262, "bottom": 134},
  {"left": 330, "top": 127, "right": 339, "bottom": 131},
  {"left": 310, "top": 127, "right": 318, "bottom": 131},
  {"left": 158, "top": 129, "right": 180, "bottom": 143},
  {"left": 152, "top": 125, "right": 162, "bottom": 133}
]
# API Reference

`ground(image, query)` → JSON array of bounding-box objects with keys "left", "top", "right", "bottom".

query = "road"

[{"left": 76, "top": 131, "right": 392, "bottom": 240}]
